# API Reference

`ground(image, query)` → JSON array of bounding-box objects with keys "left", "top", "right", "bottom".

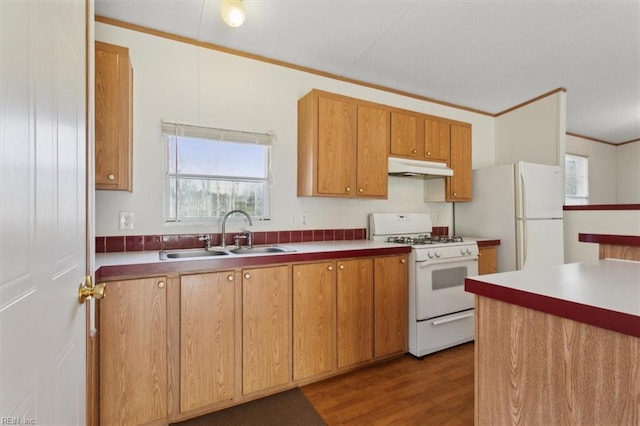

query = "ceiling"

[{"left": 94, "top": 0, "right": 640, "bottom": 144}]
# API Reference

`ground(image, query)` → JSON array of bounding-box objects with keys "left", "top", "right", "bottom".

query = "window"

[
  {"left": 162, "top": 121, "right": 273, "bottom": 222},
  {"left": 565, "top": 154, "right": 589, "bottom": 205}
]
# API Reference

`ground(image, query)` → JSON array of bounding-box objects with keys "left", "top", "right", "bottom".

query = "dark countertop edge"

[
  {"left": 476, "top": 239, "right": 500, "bottom": 247},
  {"left": 465, "top": 278, "right": 640, "bottom": 339},
  {"left": 96, "top": 245, "right": 411, "bottom": 281},
  {"left": 564, "top": 204, "right": 640, "bottom": 211},
  {"left": 578, "top": 233, "right": 640, "bottom": 246}
]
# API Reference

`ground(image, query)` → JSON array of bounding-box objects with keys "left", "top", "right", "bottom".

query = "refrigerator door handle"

[{"left": 522, "top": 221, "right": 527, "bottom": 268}]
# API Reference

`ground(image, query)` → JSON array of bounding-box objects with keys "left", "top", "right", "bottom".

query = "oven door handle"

[
  {"left": 431, "top": 311, "right": 474, "bottom": 326},
  {"left": 417, "top": 257, "right": 477, "bottom": 268}
]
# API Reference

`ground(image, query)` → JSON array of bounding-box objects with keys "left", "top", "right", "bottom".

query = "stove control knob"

[
  {"left": 435, "top": 251, "right": 441, "bottom": 258},
  {"left": 427, "top": 251, "right": 434, "bottom": 259},
  {"left": 460, "top": 249, "right": 467, "bottom": 256},
  {"left": 466, "top": 248, "right": 472, "bottom": 255}
]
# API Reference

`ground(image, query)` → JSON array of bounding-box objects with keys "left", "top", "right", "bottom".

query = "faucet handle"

[
  {"left": 233, "top": 234, "right": 248, "bottom": 248},
  {"left": 198, "top": 235, "right": 212, "bottom": 250},
  {"left": 244, "top": 230, "right": 253, "bottom": 248}
]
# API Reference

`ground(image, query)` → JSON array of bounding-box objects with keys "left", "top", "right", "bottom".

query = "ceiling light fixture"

[{"left": 220, "top": 0, "right": 246, "bottom": 28}]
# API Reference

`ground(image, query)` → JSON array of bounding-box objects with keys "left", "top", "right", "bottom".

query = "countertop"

[
  {"left": 578, "top": 233, "right": 640, "bottom": 246},
  {"left": 466, "top": 259, "right": 640, "bottom": 338},
  {"left": 95, "top": 240, "right": 411, "bottom": 281}
]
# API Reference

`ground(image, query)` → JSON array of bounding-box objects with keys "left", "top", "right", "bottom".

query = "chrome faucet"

[{"left": 221, "top": 209, "right": 253, "bottom": 248}]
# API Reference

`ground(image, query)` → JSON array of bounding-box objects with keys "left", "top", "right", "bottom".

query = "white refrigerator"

[{"left": 455, "top": 161, "right": 564, "bottom": 272}]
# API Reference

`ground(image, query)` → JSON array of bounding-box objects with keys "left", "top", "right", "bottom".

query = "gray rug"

[{"left": 172, "top": 388, "right": 327, "bottom": 426}]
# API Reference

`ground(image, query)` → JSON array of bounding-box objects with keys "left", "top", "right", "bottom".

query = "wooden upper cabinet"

[
  {"left": 447, "top": 122, "right": 472, "bottom": 201},
  {"left": 356, "top": 104, "right": 389, "bottom": 198},
  {"left": 316, "top": 96, "right": 355, "bottom": 196},
  {"left": 390, "top": 111, "right": 420, "bottom": 158},
  {"left": 298, "top": 89, "right": 388, "bottom": 199},
  {"left": 95, "top": 41, "right": 133, "bottom": 191},
  {"left": 424, "top": 116, "right": 450, "bottom": 163}
]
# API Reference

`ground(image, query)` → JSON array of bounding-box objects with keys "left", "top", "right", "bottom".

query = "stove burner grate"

[{"left": 386, "top": 235, "right": 464, "bottom": 245}]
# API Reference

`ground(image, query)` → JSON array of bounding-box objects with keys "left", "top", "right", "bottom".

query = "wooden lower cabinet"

[
  {"left": 478, "top": 246, "right": 498, "bottom": 274},
  {"left": 374, "top": 254, "right": 408, "bottom": 357},
  {"left": 292, "top": 261, "right": 336, "bottom": 381},
  {"left": 242, "top": 265, "right": 291, "bottom": 395},
  {"left": 336, "top": 258, "right": 374, "bottom": 368},
  {"left": 99, "top": 276, "right": 168, "bottom": 426},
  {"left": 180, "top": 271, "right": 236, "bottom": 413},
  {"left": 98, "top": 253, "right": 409, "bottom": 422}
]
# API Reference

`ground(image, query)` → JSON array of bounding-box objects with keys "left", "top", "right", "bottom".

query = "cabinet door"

[
  {"left": 317, "top": 96, "right": 356, "bottom": 196},
  {"left": 180, "top": 272, "right": 236, "bottom": 413},
  {"left": 336, "top": 258, "right": 374, "bottom": 368},
  {"left": 242, "top": 265, "right": 290, "bottom": 394},
  {"left": 478, "top": 246, "right": 498, "bottom": 275},
  {"left": 292, "top": 262, "right": 336, "bottom": 381},
  {"left": 390, "top": 111, "right": 419, "bottom": 158},
  {"left": 95, "top": 41, "right": 132, "bottom": 191},
  {"left": 374, "top": 255, "right": 408, "bottom": 357},
  {"left": 447, "top": 123, "right": 472, "bottom": 201},
  {"left": 424, "top": 116, "right": 450, "bottom": 162},
  {"left": 356, "top": 105, "right": 389, "bottom": 198},
  {"left": 100, "top": 277, "right": 167, "bottom": 426}
]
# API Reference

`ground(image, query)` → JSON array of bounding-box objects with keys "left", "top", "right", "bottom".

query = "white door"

[
  {"left": 516, "top": 161, "right": 564, "bottom": 219},
  {"left": 1, "top": 1, "right": 87, "bottom": 424}
]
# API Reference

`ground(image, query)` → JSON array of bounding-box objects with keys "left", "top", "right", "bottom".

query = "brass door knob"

[
  {"left": 327, "top": 265, "right": 333, "bottom": 271},
  {"left": 244, "top": 273, "right": 251, "bottom": 279},
  {"left": 358, "top": 188, "right": 364, "bottom": 193},
  {"left": 227, "top": 274, "right": 234, "bottom": 281},
  {"left": 107, "top": 173, "right": 116, "bottom": 181},
  {"left": 78, "top": 276, "right": 106, "bottom": 304},
  {"left": 338, "top": 264, "right": 345, "bottom": 270},
  {"left": 412, "top": 149, "right": 417, "bottom": 154}
]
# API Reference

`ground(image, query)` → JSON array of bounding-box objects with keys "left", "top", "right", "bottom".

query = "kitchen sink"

[
  {"left": 159, "top": 245, "right": 296, "bottom": 260},
  {"left": 228, "top": 246, "right": 296, "bottom": 255},
  {"left": 160, "top": 248, "right": 229, "bottom": 260}
]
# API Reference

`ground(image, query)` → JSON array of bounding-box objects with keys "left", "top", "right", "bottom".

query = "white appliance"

[
  {"left": 455, "top": 161, "right": 564, "bottom": 272},
  {"left": 369, "top": 213, "right": 478, "bottom": 358}
]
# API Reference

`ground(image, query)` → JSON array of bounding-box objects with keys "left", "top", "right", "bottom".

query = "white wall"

[
  {"left": 95, "top": 23, "right": 495, "bottom": 236},
  {"left": 494, "top": 91, "right": 566, "bottom": 166},
  {"left": 565, "top": 134, "right": 617, "bottom": 204},
  {"left": 564, "top": 210, "right": 640, "bottom": 263},
  {"left": 617, "top": 142, "right": 640, "bottom": 203}
]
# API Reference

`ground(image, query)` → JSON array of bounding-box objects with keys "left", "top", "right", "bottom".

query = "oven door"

[{"left": 415, "top": 257, "right": 477, "bottom": 320}]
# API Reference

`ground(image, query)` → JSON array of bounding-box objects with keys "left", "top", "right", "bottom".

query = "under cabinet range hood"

[{"left": 388, "top": 157, "right": 454, "bottom": 178}]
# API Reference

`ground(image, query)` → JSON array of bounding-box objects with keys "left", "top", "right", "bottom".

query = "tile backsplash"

[{"left": 96, "top": 228, "right": 368, "bottom": 253}]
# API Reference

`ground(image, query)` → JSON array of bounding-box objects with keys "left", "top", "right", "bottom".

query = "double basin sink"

[{"left": 160, "top": 245, "right": 295, "bottom": 260}]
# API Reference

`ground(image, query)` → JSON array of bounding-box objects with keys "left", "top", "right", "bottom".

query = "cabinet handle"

[
  {"left": 227, "top": 274, "right": 234, "bottom": 281},
  {"left": 345, "top": 187, "right": 351, "bottom": 193},
  {"left": 244, "top": 273, "right": 251, "bottom": 279},
  {"left": 453, "top": 192, "right": 457, "bottom": 197},
  {"left": 426, "top": 151, "right": 431, "bottom": 156},
  {"left": 338, "top": 264, "right": 345, "bottom": 270},
  {"left": 412, "top": 149, "right": 417, "bottom": 154},
  {"left": 157, "top": 281, "right": 165, "bottom": 289},
  {"left": 401, "top": 259, "right": 406, "bottom": 264},
  {"left": 327, "top": 265, "right": 333, "bottom": 271},
  {"left": 107, "top": 173, "right": 116, "bottom": 181},
  {"left": 358, "top": 188, "right": 364, "bottom": 193}
]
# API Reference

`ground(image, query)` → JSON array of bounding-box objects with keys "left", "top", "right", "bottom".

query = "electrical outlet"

[
  {"left": 119, "top": 211, "right": 134, "bottom": 230},
  {"left": 301, "top": 212, "right": 309, "bottom": 226}
]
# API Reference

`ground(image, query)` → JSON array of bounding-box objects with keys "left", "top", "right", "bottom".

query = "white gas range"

[{"left": 369, "top": 213, "right": 478, "bottom": 357}]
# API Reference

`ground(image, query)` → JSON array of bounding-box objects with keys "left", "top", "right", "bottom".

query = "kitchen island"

[{"left": 466, "top": 259, "right": 640, "bottom": 425}]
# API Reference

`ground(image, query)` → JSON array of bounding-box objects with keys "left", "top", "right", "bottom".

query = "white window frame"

[
  {"left": 162, "top": 121, "right": 273, "bottom": 224},
  {"left": 565, "top": 153, "right": 589, "bottom": 205}
]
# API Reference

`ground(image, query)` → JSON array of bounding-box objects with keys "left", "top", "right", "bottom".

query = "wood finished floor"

[{"left": 301, "top": 342, "right": 474, "bottom": 426}]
